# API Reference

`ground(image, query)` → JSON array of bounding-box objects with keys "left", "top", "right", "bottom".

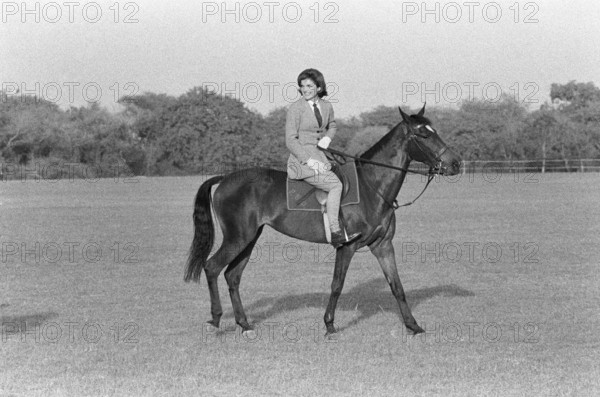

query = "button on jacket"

[{"left": 285, "top": 98, "right": 337, "bottom": 179}]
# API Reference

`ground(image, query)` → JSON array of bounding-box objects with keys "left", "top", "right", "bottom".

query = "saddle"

[
  {"left": 286, "top": 160, "right": 360, "bottom": 211},
  {"left": 286, "top": 160, "right": 360, "bottom": 243}
]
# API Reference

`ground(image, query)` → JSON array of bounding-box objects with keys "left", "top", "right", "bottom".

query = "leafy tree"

[
  {"left": 260, "top": 106, "right": 289, "bottom": 168},
  {"left": 334, "top": 116, "right": 362, "bottom": 152},
  {"left": 551, "top": 81, "right": 600, "bottom": 111},
  {"left": 549, "top": 81, "right": 600, "bottom": 169},
  {"left": 524, "top": 104, "right": 558, "bottom": 171},
  {"left": 123, "top": 87, "right": 267, "bottom": 174},
  {"left": 360, "top": 105, "right": 401, "bottom": 129},
  {"left": 2, "top": 79, "right": 598, "bottom": 178},
  {"left": 0, "top": 95, "right": 65, "bottom": 163}
]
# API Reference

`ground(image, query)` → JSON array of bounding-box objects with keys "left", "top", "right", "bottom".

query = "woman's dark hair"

[{"left": 297, "top": 68, "right": 328, "bottom": 98}]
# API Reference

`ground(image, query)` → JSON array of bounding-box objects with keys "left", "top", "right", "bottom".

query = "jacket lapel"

[
  {"left": 303, "top": 99, "right": 329, "bottom": 129},
  {"left": 319, "top": 101, "right": 329, "bottom": 127}
]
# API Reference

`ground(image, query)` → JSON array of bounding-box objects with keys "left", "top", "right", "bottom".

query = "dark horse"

[{"left": 185, "top": 105, "right": 461, "bottom": 336}]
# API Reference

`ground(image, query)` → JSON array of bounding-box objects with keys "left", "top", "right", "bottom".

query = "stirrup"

[{"left": 330, "top": 230, "right": 361, "bottom": 248}]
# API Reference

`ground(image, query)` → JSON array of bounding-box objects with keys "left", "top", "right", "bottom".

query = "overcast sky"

[{"left": 1, "top": 0, "right": 599, "bottom": 118}]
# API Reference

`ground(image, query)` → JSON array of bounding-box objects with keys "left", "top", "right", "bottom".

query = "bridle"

[
  {"left": 408, "top": 123, "right": 449, "bottom": 175},
  {"left": 320, "top": 122, "right": 450, "bottom": 210}
]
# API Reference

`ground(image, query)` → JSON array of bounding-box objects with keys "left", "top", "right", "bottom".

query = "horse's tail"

[{"left": 184, "top": 175, "right": 224, "bottom": 283}]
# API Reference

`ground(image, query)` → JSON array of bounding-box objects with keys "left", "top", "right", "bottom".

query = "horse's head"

[{"left": 399, "top": 104, "right": 461, "bottom": 176}]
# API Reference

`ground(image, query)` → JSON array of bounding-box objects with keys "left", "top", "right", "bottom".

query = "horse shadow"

[{"left": 237, "top": 279, "right": 474, "bottom": 332}]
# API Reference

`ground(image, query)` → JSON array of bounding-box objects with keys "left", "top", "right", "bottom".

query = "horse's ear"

[
  {"left": 417, "top": 102, "right": 426, "bottom": 117},
  {"left": 398, "top": 107, "right": 410, "bottom": 123}
]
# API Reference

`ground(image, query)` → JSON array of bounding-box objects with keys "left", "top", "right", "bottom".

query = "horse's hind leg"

[
  {"left": 204, "top": 237, "right": 254, "bottom": 327},
  {"left": 204, "top": 224, "right": 263, "bottom": 329},
  {"left": 224, "top": 226, "right": 264, "bottom": 333},
  {"left": 204, "top": 244, "right": 241, "bottom": 328}
]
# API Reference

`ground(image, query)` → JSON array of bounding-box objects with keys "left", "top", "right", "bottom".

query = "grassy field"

[{"left": 1, "top": 171, "right": 599, "bottom": 396}]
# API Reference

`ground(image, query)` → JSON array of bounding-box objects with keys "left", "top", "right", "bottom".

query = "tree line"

[{"left": 1, "top": 80, "right": 598, "bottom": 179}]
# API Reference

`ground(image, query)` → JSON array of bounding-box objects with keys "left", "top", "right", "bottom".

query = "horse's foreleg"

[
  {"left": 370, "top": 240, "right": 424, "bottom": 334},
  {"left": 324, "top": 245, "right": 356, "bottom": 335}
]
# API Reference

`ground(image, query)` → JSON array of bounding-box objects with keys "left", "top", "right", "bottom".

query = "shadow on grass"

[
  {"left": 0, "top": 312, "right": 59, "bottom": 336},
  {"left": 237, "top": 279, "right": 474, "bottom": 332}
]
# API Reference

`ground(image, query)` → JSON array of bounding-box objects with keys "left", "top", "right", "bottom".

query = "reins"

[
  {"left": 319, "top": 146, "right": 438, "bottom": 210},
  {"left": 322, "top": 147, "right": 432, "bottom": 176}
]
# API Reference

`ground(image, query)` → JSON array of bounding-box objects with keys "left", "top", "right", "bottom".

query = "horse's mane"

[
  {"left": 359, "top": 112, "right": 433, "bottom": 160},
  {"left": 360, "top": 122, "right": 405, "bottom": 160}
]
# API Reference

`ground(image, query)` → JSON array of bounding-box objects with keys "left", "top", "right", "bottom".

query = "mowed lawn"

[{"left": 1, "top": 171, "right": 599, "bottom": 396}]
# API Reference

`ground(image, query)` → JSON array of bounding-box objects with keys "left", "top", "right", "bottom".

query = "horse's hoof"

[
  {"left": 325, "top": 325, "right": 337, "bottom": 337},
  {"left": 242, "top": 329, "right": 257, "bottom": 339},
  {"left": 205, "top": 321, "right": 219, "bottom": 331},
  {"left": 325, "top": 323, "right": 336, "bottom": 335},
  {"left": 324, "top": 329, "right": 340, "bottom": 342},
  {"left": 407, "top": 324, "right": 425, "bottom": 335}
]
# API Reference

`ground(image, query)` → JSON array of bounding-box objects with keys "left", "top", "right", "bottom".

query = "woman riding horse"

[{"left": 285, "top": 68, "right": 361, "bottom": 248}]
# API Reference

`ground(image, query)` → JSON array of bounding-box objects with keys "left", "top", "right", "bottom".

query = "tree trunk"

[{"left": 7, "top": 130, "right": 21, "bottom": 149}]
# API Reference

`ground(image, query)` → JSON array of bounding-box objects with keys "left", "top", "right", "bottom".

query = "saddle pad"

[{"left": 287, "top": 160, "right": 360, "bottom": 211}]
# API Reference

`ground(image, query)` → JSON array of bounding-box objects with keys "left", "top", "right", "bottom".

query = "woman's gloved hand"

[
  {"left": 307, "top": 158, "right": 330, "bottom": 174},
  {"left": 317, "top": 136, "right": 331, "bottom": 150}
]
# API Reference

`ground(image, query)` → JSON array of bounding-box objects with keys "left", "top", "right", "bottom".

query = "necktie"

[{"left": 313, "top": 103, "right": 322, "bottom": 128}]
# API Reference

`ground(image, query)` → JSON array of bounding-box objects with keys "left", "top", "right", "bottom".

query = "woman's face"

[{"left": 299, "top": 78, "right": 321, "bottom": 102}]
